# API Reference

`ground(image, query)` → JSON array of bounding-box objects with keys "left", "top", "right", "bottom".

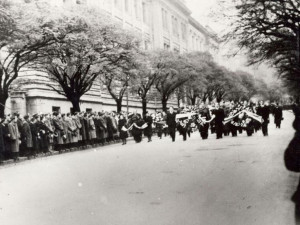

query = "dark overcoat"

[
  {"left": 22, "top": 120, "right": 33, "bottom": 148},
  {"left": 274, "top": 107, "right": 283, "bottom": 124},
  {"left": 143, "top": 116, "right": 153, "bottom": 137},
  {"left": 79, "top": 117, "right": 87, "bottom": 141},
  {"left": 118, "top": 119, "right": 128, "bottom": 139},
  {"left": 0, "top": 124, "right": 5, "bottom": 154},
  {"left": 30, "top": 122, "right": 40, "bottom": 151},
  {"left": 52, "top": 118, "right": 64, "bottom": 145}
]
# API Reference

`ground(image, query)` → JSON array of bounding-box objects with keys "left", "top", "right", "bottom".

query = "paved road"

[{"left": 0, "top": 111, "right": 299, "bottom": 225}]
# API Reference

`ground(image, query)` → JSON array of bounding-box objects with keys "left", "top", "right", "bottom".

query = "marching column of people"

[{"left": 0, "top": 100, "right": 283, "bottom": 164}]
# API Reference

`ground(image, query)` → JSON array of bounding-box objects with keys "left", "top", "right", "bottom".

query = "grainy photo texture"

[{"left": 0, "top": 0, "right": 299, "bottom": 225}]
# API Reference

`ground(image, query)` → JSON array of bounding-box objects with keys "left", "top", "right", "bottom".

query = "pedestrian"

[
  {"left": 97, "top": 112, "right": 107, "bottom": 145},
  {"left": 52, "top": 112, "right": 65, "bottom": 151},
  {"left": 78, "top": 112, "right": 87, "bottom": 147},
  {"left": 154, "top": 112, "right": 164, "bottom": 139},
  {"left": 67, "top": 113, "right": 78, "bottom": 148},
  {"left": 273, "top": 103, "right": 283, "bottom": 128},
  {"left": 2, "top": 116, "right": 11, "bottom": 160},
  {"left": 177, "top": 117, "right": 188, "bottom": 141},
  {"left": 198, "top": 103, "right": 211, "bottom": 140},
  {"left": 0, "top": 117, "right": 5, "bottom": 163},
  {"left": 143, "top": 111, "right": 153, "bottom": 142},
  {"left": 43, "top": 113, "right": 56, "bottom": 153},
  {"left": 21, "top": 115, "right": 33, "bottom": 157},
  {"left": 15, "top": 113, "right": 25, "bottom": 156},
  {"left": 88, "top": 114, "right": 97, "bottom": 145},
  {"left": 118, "top": 114, "right": 128, "bottom": 145},
  {"left": 30, "top": 114, "right": 40, "bottom": 156},
  {"left": 166, "top": 106, "right": 177, "bottom": 142},
  {"left": 211, "top": 103, "right": 225, "bottom": 139},
  {"left": 106, "top": 112, "right": 116, "bottom": 143},
  {"left": 8, "top": 115, "right": 20, "bottom": 161},
  {"left": 131, "top": 113, "right": 144, "bottom": 143},
  {"left": 257, "top": 100, "right": 270, "bottom": 136},
  {"left": 62, "top": 113, "right": 71, "bottom": 149}
]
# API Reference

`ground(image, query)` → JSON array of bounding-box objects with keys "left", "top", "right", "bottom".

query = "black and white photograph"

[{"left": 0, "top": 0, "right": 300, "bottom": 224}]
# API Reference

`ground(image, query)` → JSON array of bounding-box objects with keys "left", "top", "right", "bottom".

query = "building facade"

[{"left": 6, "top": 0, "right": 220, "bottom": 115}]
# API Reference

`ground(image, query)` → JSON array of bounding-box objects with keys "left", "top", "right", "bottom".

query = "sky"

[
  {"left": 185, "top": 0, "right": 221, "bottom": 31},
  {"left": 184, "top": 0, "right": 278, "bottom": 82}
]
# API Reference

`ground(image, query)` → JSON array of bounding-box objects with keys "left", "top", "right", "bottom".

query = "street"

[{"left": 0, "top": 111, "right": 299, "bottom": 225}]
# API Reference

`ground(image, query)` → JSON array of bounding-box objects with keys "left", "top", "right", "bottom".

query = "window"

[
  {"left": 114, "top": 0, "right": 122, "bottom": 10},
  {"left": 142, "top": 2, "right": 148, "bottom": 24},
  {"left": 172, "top": 16, "right": 179, "bottom": 37},
  {"left": 52, "top": 106, "right": 61, "bottom": 113},
  {"left": 134, "top": 0, "right": 139, "bottom": 20},
  {"left": 162, "top": 8, "right": 169, "bottom": 31},
  {"left": 125, "top": 0, "right": 130, "bottom": 13},
  {"left": 181, "top": 23, "right": 187, "bottom": 40}
]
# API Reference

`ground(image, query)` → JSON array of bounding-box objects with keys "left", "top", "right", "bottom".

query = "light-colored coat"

[
  {"left": 88, "top": 117, "right": 97, "bottom": 139},
  {"left": 67, "top": 118, "right": 78, "bottom": 143},
  {"left": 8, "top": 122, "right": 20, "bottom": 153}
]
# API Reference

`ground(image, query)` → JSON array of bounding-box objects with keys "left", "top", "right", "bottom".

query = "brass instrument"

[
  {"left": 179, "top": 119, "right": 188, "bottom": 128},
  {"left": 197, "top": 116, "right": 207, "bottom": 126}
]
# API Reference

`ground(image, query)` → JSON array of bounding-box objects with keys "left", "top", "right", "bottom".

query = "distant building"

[{"left": 6, "top": 0, "right": 220, "bottom": 115}]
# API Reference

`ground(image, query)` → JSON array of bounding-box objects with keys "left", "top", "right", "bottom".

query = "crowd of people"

[{"left": 0, "top": 100, "right": 283, "bottom": 164}]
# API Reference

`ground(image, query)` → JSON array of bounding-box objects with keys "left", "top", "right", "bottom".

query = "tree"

[
  {"left": 35, "top": 7, "right": 129, "bottom": 112},
  {"left": 226, "top": 0, "right": 300, "bottom": 95},
  {"left": 153, "top": 51, "right": 194, "bottom": 111},
  {"left": 131, "top": 51, "right": 163, "bottom": 116},
  {"left": 235, "top": 71, "right": 257, "bottom": 100},
  {"left": 0, "top": 0, "right": 64, "bottom": 117},
  {"left": 184, "top": 52, "right": 211, "bottom": 105},
  {"left": 101, "top": 35, "right": 140, "bottom": 113}
]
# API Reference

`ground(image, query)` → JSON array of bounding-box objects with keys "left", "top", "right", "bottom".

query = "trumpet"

[{"left": 179, "top": 119, "right": 188, "bottom": 128}]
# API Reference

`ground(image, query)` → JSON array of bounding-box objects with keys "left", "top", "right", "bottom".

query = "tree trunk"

[
  {"left": 116, "top": 99, "right": 122, "bottom": 113},
  {"left": 191, "top": 96, "right": 197, "bottom": 105},
  {"left": 71, "top": 98, "right": 81, "bottom": 113},
  {"left": 162, "top": 97, "right": 168, "bottom": 112},
  {"left": 216, "top": 94, "right": 223, "bottom": 103},
  {"left": 68, "top": 95, "right": 81, "bottom": 113},
  {"left": 0, "top": 92, "right": 8, "bottom": 118},
  {"left": 142, "top": 98, "right": 147, "bottom": 118},
  {"left": 177, "top": 97, "right": 180, "bottom": 108}
]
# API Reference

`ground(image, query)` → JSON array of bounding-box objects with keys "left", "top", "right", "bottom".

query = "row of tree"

[
  {"left": 223, "top": 0, "right": 300, "bottom": 98},
  {"left": 0, "top": 0, "right": 277, "bottom": 117}
]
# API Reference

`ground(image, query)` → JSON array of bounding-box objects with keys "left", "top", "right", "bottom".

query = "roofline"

[
  {"left": 166, "top": 0, "right": 192, "bottom": 15},
  {"left": 188, "top": 17, "right": 220, "bottom": 43}
]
